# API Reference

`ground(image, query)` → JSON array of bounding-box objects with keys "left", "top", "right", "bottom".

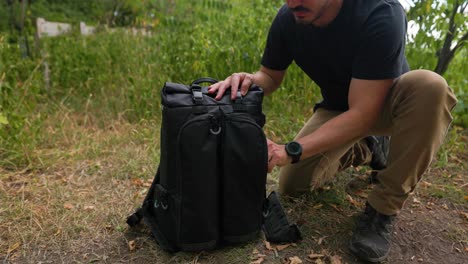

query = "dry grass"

[
  {"left": 1, "top": 111, "right": 467, "bottom": 263},
  {"left": 1, "top": 109, "right": 161, "bottom": 262}
]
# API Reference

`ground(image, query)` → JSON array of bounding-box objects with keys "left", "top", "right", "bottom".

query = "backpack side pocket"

[{"left": 222, "top": 113, "right": 268, "bottom": 243}]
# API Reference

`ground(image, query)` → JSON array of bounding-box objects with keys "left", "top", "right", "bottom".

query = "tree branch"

[
  {"left": 451, "top": 31, "right": 468, "bottom": 54},
  {"left": 460, "top": 0, "right": 468, "bottom": 13}
]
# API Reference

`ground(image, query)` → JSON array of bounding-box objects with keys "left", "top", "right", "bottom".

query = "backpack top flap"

[{"left": 161, "top": 81, "right": 264, "bottom": 108}]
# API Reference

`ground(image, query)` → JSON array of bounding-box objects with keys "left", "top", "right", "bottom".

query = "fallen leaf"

[
  {"left": 251, "top": 252, "right": 267, "bottom": 260},
  {"left": 317, "top": 236, "right": 327, "bottom": 245},
  {"left": 356, "top": 174, "right": 368, "bottom": 181},
  {"left": 345, "top": 194, "right": 362, "bottom": 207},
  {"left": 63, "top": 203, "right": 74, "bottom": 209},
  {"left": 442, "top": 204, "right": 449, "bottom": 210},
  {"left": 420, "top": 181, "right": 432, "bottom": 187},
  {"left": 308, "top": 253, "right": 325, "bottom": 259},
  {"left": 354, "top": 190, "right": 368, "bottom": 199},
  {"left": 313, "top": 204, "right": 323, "bottom": 209},
  {"left": 252, "top": 248, "right": 260, "bottom": 255},
  {"left": 329, "top": 204, "right": 343, "bottom": 212},
  {"left": 412, "top": 198, "right": 421, "bottom": 204},
  {"left": 84, "top": 205, "right": 95, "bottom": 211},
  {"left": 250, "top": 258, "right": 265, "bottom": 264},
  {"left": 417, "top": 258, "right": 424, "bottom": 262},
  {"left": 464, "top": 196, "right": 468, "bottom": 201},
  {"left": 426, "top": 202, "right": 435, "bottom": 210},
  {"left": 7, "top": 242, "right": 20, "bottom": 254},
  {"left": 128, "top": 240, "right": 136, "bottom": 251},
  {"left": 289, "top": 256, "right": 303, "bottom": 264},
  {"left": 314, "top": 259, "right": 324, "bottom": 264},
  {"left": 132, "top": 178, "right": 143, "bottom": 186},
  {"left": 276, "top": 244, "right": 291, "bottom": 251},
  {"left": 264, "top": 240, "right": 273, "bottom": 250},
  {"left": 460, "top": 212, "right": 468, "bottom": 221},
  {"left": 329, "top": 255, "right": 342, "bottom": 264}
]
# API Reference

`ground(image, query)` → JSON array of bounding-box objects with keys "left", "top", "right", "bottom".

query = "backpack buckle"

[{"left": 191, "top": 85, "right": 204, "bottom": 104}]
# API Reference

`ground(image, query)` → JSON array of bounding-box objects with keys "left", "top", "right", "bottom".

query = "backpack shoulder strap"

[{"left": 126, "top": 166, "right": 160, "bottom": 227}]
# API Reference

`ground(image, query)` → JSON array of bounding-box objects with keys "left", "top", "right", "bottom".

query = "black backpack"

[
  {"left": 127, "top": 78, "right": 269, "bottom": 252},
  {"left": 127, "top": 78, "right": 302, "bottom": 252}
]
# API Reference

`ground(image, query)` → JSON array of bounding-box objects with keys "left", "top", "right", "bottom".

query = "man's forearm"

[
  {"left": 252, "top": 68, "right": 285, "bottom": 96},
  {"left": 295, "top": 78, "right": 393, "bottom": 160},
  {"left": 297, "top": 109, "right": 376, "bottom": 159}
]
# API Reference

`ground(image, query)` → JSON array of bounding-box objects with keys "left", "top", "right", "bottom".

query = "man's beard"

[{"left": 292, "top": 0, "right": 331, "bottom": 26}]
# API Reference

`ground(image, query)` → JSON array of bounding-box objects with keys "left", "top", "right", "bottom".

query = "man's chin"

[
  {"left": 294, "top": 15, "right": 326, "bottom": 27},
  {"left": 294, "top": 16, "right": 313, "bottom": 25}
]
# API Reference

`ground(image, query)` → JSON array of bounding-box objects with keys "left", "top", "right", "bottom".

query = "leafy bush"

[{"left": 0, "top": 0, "right": 466, "bottom": 169}]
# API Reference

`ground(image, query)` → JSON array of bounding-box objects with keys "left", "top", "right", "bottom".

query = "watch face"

[{"left": 287, "top": 141, "right": 302, "bottom": 155}]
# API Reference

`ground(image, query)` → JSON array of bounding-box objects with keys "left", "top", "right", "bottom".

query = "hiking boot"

[
  {"left": 366, "top": 136, "right": 390, "bottom": 170},
  {"left": 349, "top": 203, "right": 395, "bottom": 263}
]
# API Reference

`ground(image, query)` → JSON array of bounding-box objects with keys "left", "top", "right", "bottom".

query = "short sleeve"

[
  {"left": 352, "top": 3, "right": 408, "bottom": 80},
  {"left": 261, "top": 6, "right": 293, "bottom": 71}
]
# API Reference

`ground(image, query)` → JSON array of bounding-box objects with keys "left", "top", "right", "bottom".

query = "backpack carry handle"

[
  {"left": 191, "top": 78, "right": 218, "bottom": 104},
  {"left": 191, "top": 77, "right": 219, "bottom": 86},
  {"left": 190, "top": 77, "right": 243, "bottom": 104}
]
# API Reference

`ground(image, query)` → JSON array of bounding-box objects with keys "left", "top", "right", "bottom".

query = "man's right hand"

[{"left": 208, "top": 72, "right": 255, "bottom": 101}]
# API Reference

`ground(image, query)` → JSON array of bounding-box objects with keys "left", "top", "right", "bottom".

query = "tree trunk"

[
  {"left": 6, "top": 0, "right": 16, "bottom": 34},
  {"left": 434, "top": 49, "right": 454, "bottom": 75},
  {"left": 433, "top": 0, "right": 467, "bottom": 75}
]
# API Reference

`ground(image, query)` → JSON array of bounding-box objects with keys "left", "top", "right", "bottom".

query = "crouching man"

[{"left": 209, "top": 0, "right": 457, "bottom": 262}]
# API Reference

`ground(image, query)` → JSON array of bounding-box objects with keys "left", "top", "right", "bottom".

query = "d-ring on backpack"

[{"left": 127, "top": 78, "right": 269, "bottom": 252}]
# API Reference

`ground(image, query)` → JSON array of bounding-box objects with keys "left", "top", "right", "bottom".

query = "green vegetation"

[
  {"left": 1, "top": 0, "right": 466, "bottom": 170},
  {"left": 1, "top": 1, "right": 466, "bottom": 262}
]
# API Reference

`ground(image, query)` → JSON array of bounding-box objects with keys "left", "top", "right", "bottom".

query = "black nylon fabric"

[
  {"left": 132, "top": 79, "right": 268, "bottom": 252},
  {"left": 178, "top": 114, "right": 219, "bottom": 246},
  {"left": 222, "top": 113, "right": 268, "bottom": 242}
]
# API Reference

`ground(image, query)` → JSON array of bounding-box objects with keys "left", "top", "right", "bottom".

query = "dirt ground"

[
  {"left": 2, "top": 166, "right": 466, "bottom": 264},
  {"left": 1, "top": 126, "right": 466, "bottom": 264}
]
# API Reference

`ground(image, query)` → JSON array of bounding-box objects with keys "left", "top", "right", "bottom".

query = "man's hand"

[
  {"left": 208, "top": 67, "right": 286, "bottom": 100},
  {"left": 208, "top": 72, "right": 255, "bottom": 100},
  {"left": 267, "top": 139, "right": 291, "bottom": 172}
]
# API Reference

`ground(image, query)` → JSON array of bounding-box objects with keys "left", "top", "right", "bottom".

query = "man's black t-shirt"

[{"left": 261, "top": 0, "right": 410, "bottom": 111}]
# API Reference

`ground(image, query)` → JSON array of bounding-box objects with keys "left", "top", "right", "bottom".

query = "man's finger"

[
  {"left": 230, "top": 74, "right": 241, "bottom": 100},
  {"left": 240, "top": 74, "right": 253, "bottom": 96},
  {"left": 215, "top": 79, "right": 231, "bottom": 100},
  {"left": 268, "top": 161, "right": 274, "bottom": 173},
  {"left": 208, "top": 82, "right": 220, "bottom": 94}
]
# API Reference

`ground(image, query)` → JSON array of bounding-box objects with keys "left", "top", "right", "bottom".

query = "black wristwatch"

[{"left": 285, "top": 141, "right": 302, "bottom": 164}]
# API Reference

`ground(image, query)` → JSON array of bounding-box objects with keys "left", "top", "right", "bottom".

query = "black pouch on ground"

[
  {"left": 262, "top": 191, "right": 303, "bottom": 243},
  {"left": 127, "top": 77, "right": 269, "bottom": 252}
]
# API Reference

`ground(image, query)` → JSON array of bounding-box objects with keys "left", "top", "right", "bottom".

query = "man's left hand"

[{"left": 267, "top": 139, "right": 291, "bottom": 172}]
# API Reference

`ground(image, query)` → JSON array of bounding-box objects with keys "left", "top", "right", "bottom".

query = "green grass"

[
  {"left": 1, "top": 0, "right": 466, "bottom": 169},
  {"left": 0, "top": 1, "right": 467, "bottom": 263}
]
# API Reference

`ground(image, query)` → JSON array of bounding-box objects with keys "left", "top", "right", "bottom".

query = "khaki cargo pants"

[{"left": 278, "top": 70, "right": 458, "bottom": 215}]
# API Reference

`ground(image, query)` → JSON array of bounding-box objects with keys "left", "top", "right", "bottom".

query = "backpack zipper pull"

[{"left": 209, "top": 115, "right": 222, "bottom": 135}]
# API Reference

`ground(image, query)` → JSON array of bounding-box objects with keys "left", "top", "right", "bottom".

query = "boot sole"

[{"left": 349, "top": 242, "right": 389, "bottom": 263}]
